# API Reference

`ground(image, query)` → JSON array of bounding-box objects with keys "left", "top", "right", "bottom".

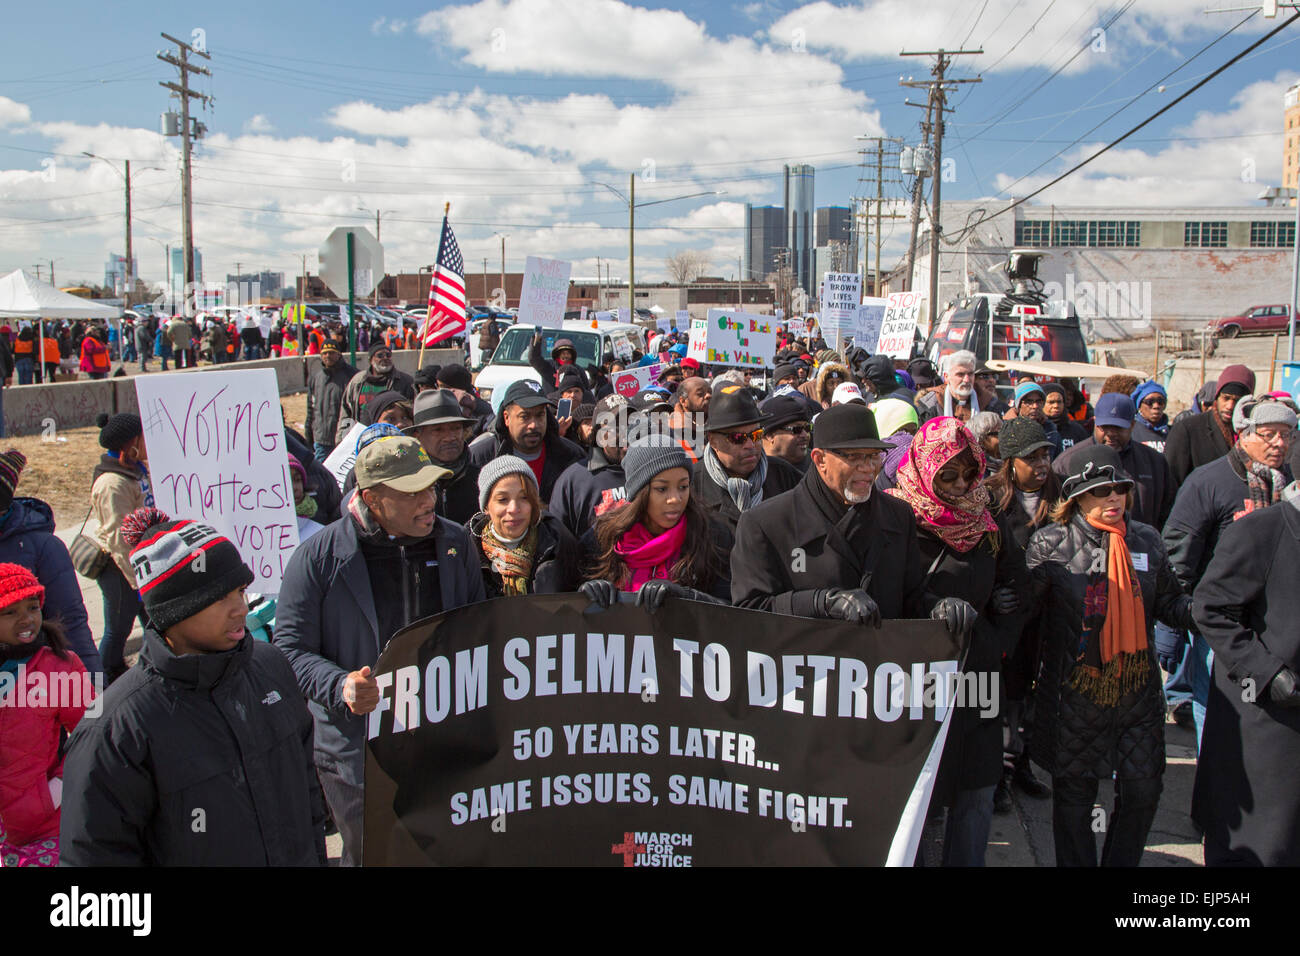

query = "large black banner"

[{"left": 363, "top": 594, "right": 966, "bottom": 866}]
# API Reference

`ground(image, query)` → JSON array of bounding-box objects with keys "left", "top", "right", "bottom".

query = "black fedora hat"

[
  {"left": 705, "top": 383, "right": 770, "bottom": 433},
  {"left": 406, "top": 388, "right": 476, "bottom": 429},
  {"left": 811, "top": 403, "right": 890, "bottom": 451}
]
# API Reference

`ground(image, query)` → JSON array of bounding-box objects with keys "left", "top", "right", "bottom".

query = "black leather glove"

[
  {"left": 636, "top": 580, "right": 723, "bottom": 612},
  {"left": 815, "top": 588, "right": 882, "bottom": 628},
  {"left": 1268, "top": 667, "right": 1300, "bottom": 708},
  {"left": 579, "top": 579, "right": 617, "bottom": 610},
  {"left": 932, "top": 597, "right": 977, "bottom": 637},
  {"left": 989, "top": 585, "right": 1019, "bottom": 616}
]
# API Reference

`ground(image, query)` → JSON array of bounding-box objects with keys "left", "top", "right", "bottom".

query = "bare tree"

[{"left": 664, "top": 249, "right": 710, "bottom": 285}]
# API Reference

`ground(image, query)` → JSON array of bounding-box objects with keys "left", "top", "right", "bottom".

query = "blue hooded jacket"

[{"left": 0, "top": 497, "right": 102, "bottom": 674}]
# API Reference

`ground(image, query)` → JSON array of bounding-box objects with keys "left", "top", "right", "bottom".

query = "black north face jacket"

[{"left": 60, "top": 631, "right": 327, "bottom": 866}]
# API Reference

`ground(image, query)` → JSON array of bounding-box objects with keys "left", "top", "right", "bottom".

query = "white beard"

[
  {"left": 949, "top": 382, "right": 973, "bottom": 400},
  {"left": 844, "top": 486, "right": 872, "bottom": 504}
]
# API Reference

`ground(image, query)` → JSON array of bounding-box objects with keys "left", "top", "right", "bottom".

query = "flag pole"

[{"left": 418, "top": 202, "right": 451, "bottom": 368}]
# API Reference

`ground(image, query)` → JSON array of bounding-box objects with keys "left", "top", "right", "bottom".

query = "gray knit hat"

[
  {"left": 622, "top": 434, "right": 693, "bottom": 502},
  {"left": 477, "top": 455, "right": 539, "bottom": 511},
  {"left": 1232, "top": 395, "right": 1298, "bottom": 433}
]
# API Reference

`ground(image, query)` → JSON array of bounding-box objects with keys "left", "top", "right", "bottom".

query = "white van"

[{"left": 474, "top": 321, "right": 647, "bottom": 405}]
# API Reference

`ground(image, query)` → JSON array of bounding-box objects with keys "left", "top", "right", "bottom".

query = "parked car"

[{"left": 1210, "top": 304, "right": 1293, "bottom": 339}]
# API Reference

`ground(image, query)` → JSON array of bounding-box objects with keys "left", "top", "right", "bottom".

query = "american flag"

[{"left": 422, "top": 213, "right": 467, "bottom": 346}]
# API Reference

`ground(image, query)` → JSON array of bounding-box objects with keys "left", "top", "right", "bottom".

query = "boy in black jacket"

[{"left": 60, "top": 511, "right": 327, "bottom": 866}]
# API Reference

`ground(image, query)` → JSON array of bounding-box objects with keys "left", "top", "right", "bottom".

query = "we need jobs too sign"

[
  {"left": 134, "top": 369, "right": 299, "bottom": 594},
  {"left": 686, "top": 309, "right": 776, "bottom": 369}
]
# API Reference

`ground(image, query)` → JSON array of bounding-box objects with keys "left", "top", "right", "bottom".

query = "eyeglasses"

[
  {"left": 775, "top": 423, "right": 811, "bottom": 436},
  {"left": 829, "top": 449, "right": 886, "bottom": 469},
  {"left": 1253, "top": 427, "right": 1294, "bottom": 446},
  {"left": 722, "top": 428, "right": 764, "bottom": 445}
]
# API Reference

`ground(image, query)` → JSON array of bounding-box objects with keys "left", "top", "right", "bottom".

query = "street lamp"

[
  {"left": 590, "top": 180, "right": 725, "bottom": 323},
  {"left": 493, "top": 233, "right": 509, "bottom": 310},
  {"left": 82, "top": 153, "right": 161, "bottom": 307},
  {"left": 1258, "top": 186, "right": 1300, "bottom": 362}
]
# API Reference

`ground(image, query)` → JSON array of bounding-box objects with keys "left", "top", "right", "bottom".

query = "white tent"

[{"left": 0, "top": 269, "right": 120, "bottom": 319}]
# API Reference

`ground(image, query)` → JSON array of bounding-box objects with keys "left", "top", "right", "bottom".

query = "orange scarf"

[{"left": 1069, "top": 517, "right": 1150, "bottom": 706}]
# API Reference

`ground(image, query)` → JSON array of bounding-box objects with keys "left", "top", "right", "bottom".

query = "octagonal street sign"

[{"left": 319, "top": 226, "right": 384, "bottom": 298}]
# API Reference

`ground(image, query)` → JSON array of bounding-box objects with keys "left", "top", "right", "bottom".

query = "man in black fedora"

[
  {"left": 732, "top": 403, "right": 975, "bottom": 636},
  {"left": 691, "top": 382, "right": 802, "bottom": 533},
  {"left": 759, "top": 394, "right": 813, "bottom": 475},
  {"left": 405, "top": 388, "right": 481, "bottom": 524}
]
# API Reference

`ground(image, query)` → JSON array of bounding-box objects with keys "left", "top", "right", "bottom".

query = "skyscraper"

[
  {"left": 743, "top": 204, "right": 785, "bottom": 281},
  {"left": 784, "top": 164, "right": 814, "bottom": 294}
]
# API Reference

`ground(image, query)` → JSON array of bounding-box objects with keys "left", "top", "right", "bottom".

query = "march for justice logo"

[{"left": 611, "top": 831, "right": 694, "bottom": 867}]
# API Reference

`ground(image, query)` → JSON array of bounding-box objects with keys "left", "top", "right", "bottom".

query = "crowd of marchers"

[{"left": 1, "top": 328, "right": 1297, "bottom": 870}]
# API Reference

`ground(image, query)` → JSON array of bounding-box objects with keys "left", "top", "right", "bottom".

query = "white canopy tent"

[{"left": 0, "top": 269, "right": 121, "bottom": 379}]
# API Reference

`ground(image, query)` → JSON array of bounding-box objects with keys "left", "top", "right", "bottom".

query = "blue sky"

[{"left": 0, "top": 0, "right": 1297, "bottom": 291}]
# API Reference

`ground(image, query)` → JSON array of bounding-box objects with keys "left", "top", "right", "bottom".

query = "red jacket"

[{"left": 0, "top": 646, "right": 90, "bottom": 844}]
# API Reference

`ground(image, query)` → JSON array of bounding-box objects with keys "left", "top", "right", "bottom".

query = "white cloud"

[
  {"left": 0, "top": 96, "right": 32, "bottom": 128},
  {"left": 243, "top": 114, "right": 274, "bottom": 134},
  {"left": 990, "top": 71, "right": 1299, "bottom": 206},
  {"left": 369, "top": 17, "right": 408, "bottom": 35}
]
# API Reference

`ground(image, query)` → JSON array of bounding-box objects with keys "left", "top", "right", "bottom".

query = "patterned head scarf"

[{"left": 887, "top": 416, "right": 998, "bottom": 553}]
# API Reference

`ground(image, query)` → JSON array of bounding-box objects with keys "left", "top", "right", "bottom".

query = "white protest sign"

[
  {"left": 611, "top": 363, "right": 664, "bottom": 399},
  {"left": 876, "top": 291, "right": 926, "bottom": 360},
  {"left": 655, "top": 317, "right": 673, "bottom": 333},
  {"left": 322, "top": 421, "right": 366, "bottom": 491},
  {"left": 852, "top": 297, "right": 888, "bottom": 353},
  {"left": 516, "top": 256, "right": 571, "bottom": 329},
  {"left": 675, "top": 309, "right": 690, "bottom": 328},
  {"left": 134, "top": 369, "right": 299, "bottom": 594},
  {"left": 819, "top": 273, "right": 861, "bottom": 337},
  {"left": 687, "top": 310, "right": 777, "bottom": 368},
  {"left": 594, "top": 310, "right": 616, "bottom": 323},
  {"left": 787, "top": 317, "right": 807, "bottom": 336}
]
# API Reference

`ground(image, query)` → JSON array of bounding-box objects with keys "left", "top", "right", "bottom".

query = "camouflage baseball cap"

[{"left": 354, "top": 436, "right": 450, "bottom": 493}]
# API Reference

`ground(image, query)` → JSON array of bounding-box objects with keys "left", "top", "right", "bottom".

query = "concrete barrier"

[{"left": 3, "top": 347, "right": 466, "bottom": 435}]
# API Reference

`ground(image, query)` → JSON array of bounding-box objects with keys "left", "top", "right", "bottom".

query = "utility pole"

[
  {"left": 159, "top": 32, "right": 211, "bottom": 318},
  {"left": 855, "top": 137, "right": 907, "bottom": 296},
  {"left": 482, "top": 257, "right": 489, "bottom": 307},
  {"left": 629, "top": 173, "right": 636, "bottom": 323},
  {"left": 49, "top": 260, "right": 55, "bottom": 288},
  {"left": 498, "top": 235, "right": 507, "bottom": 309},
  {"left": 596, "top": 256, "right": 603, "bottom": 311},
  {"left": 33, "top": 265, "right": 42, "bottom": 282},
  {"left": 901, "top": 48, "right": 981, "bottom": 320},
  {"left": 123, "top": 161, "right": 132, "bottom": 307},
  {"left": 235, "top": 260, "right": 241, "bottom": 306},
  {"left": 737, "top": 255, "right": 743, "bottom": 307}
]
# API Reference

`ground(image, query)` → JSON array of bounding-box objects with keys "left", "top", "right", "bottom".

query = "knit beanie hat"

[
  {"left": 0, "top": 562, "right": 44, "bottom": 610},
  {"left": 1014, "top": 381, "right": 1045, "bottom": 406},
  {"left": 622, "top": 434, "right": 693, "bottom": 502},
  {"left": 0, "top": 448, "right": 26, "bottom": 510},
  {"left": 1132, "top": 380, "right": 1167, "bottom": 408},
  {"left": 477, "top": 455, "right": 539, "bottom": 511},
  {"left": 128, "top": 517, "right": 255, "bottom": 634},
  {"left": 96, "top": 412, "right": 143, "bottom": 452},
  {"left": 1233, "top": 395, "right": 1299, "bottom": 433},
  {"left": 286, "top": 453, "right": 308, "bottom": 488},
  {"left": 369, "top": 339, "right": 393, "bottom": 357}
]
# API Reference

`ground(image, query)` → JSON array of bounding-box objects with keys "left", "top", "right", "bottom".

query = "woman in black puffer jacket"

[{"left": 1026, "top": 445, "right": 1191, "bottom": 867}]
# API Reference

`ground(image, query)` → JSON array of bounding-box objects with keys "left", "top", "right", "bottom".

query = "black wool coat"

[
  {"left": 690, "top": 452, "right": 802, "bottom": 535},
  {"left": 435, "top": 452, "right": 483, "bottom": 527},
  {"left": 1025, "top": 514, "right": 1192, "bottom": 780},
  {"left": 1192, "top": 503, "right": 1300, "bottom": 865},
  {"left": 730, "top": 469, "right": 927, "bottom": 620},
  {"left": 1165, "top": 409, "right": 1232, "bottom": 488},
  {"left": 469, "top": 511, "right": 582, "bottom": 597}
]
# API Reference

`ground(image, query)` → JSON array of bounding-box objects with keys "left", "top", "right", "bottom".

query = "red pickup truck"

[{"left": 1211, "top": 304, "right": 1293, "bottom": 338}]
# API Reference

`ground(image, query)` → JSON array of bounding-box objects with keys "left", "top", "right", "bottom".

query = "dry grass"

[{"left": 6, "top": 392, "right": 312, "bottom": 530}]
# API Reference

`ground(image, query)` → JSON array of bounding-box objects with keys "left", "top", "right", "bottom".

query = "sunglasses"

[
  {"left": 1087, "top": 483, "right": 1129, "bottom": 498},
  {"left": 723, "top": 428, "right": 764, "bottom": 445},
  {"left": 776, "top": 424, "right": 812, "bottom": 436},
  {"left": 1141, "top": 397, "right": 1166, "bottom": 407}
]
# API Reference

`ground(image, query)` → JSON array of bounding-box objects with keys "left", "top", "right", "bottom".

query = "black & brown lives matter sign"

[{"left": 362, "top": 594, "right": 963, "bottom": 866}]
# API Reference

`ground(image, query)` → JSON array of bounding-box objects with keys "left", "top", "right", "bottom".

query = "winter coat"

[
  {"left": 305, "top": 358, "right": 357, "bottom": 448},
  {"left": 59, "top": 631, "right": 327, "bottom": 866},
  {"left": 154, "top": 326, "right": 172, "bottom": 359},
  {"left": 434, "top": 451, "right": 482, "bottom": 527},
  {"left": 1165, "top": 409, "right": 1232, "bottom": 487},
  {"left": 1192, "top": 502, "right": 1300, "bottom": 864},
  {"left": 273, "top": 496, "right": 485, "bottom": 782},
  {"left": 0, "top": 498, "right": 101, "bottom": 674},
  {"left": 578, "top": 515, "right": 735, "bottom": 603},
  {"left": 548, "top": 448, "right": 627, "bottom": 539},
  {"left": 1048, "top": 414, "right": 1090, "bottom": 452},
  {"left": 528, "top": 337, "right": 592, "bottom": 391},
  {"left": 1131, "top": 416, "right": 1169, "bottom": 455},
  {"left": 731, "top": 467, "right": 928, "bottom": 620},
  {"left": 466, "top": 407, "right": 586, "bottom": 505},
  {"left": 134, "top": 320, "right": 153, "bottom": 353},
  {"left": 1025, "top": 514, "right": 1192, "bottom": 780},
  {"left": 206, "top": 321, "right": 227, "bottom": 357},
  {"left": 1052, "top": 437, "right": 1175, "bottom": 531},
  {"left": 796, "top": 361, "right": 848, "bottom": 409},
  {"left": 916, "top": 385, "right": 985, "bottom": 424},
  {"left": 78, "top": 336, "right": 109, "bottom": 374},
  {"left": 0, "top": 646, "right": 89, "bottom": 845},
  {"left": 918, "top": 525, "right": 1023, "bottom": 800},
  {"left": 989, "top": 490, "right": 1051, "bottom": 702},
  {"left": 690, "top": 451, "right": 802, "bottom": 535},
  {"left": 468, "top": 511, "right": 581, "bottom": 597},
  {"left": 165, "top": 317, "right": 192, "bottom": 352},
  {"left": 89, "top": 454, "right": 148, "bottom": 583},
  {"left": 1163, "top": 454, "right": 1292, "bottom": 592},
  {"left": 336, "top": 367, "right": 416, "bottom": 444}
]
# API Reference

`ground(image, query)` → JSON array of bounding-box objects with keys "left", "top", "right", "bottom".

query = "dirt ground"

[{"left": 6, "top": 392, "right": 310, "bottom": 530}]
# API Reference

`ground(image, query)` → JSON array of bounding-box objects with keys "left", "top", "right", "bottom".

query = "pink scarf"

[
  {"left": 887, "top": 416, "right": 998, "bottom": 553},
  {"left": 614, "top": 520, "right": 688, "bottom": 591}
]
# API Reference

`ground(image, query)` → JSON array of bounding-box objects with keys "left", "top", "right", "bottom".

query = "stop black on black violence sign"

[{"left": 363, "top": 594, "right": 964, "bottom": 867}]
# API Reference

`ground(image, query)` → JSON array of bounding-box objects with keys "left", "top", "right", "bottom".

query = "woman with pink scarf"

[
  {"left": 579, "top": 435, "right": 732, "bottom": 610},
  {"left": 888, "top": 416, "right": 1026, "bottom": 867}
]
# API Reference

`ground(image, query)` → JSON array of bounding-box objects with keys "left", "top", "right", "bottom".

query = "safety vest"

[
  {"left": 42, "top": 337, "right": 60, "bottom": 364},
  {"left": 13, "top": 338, "right": 32, "bottom": 357}
]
